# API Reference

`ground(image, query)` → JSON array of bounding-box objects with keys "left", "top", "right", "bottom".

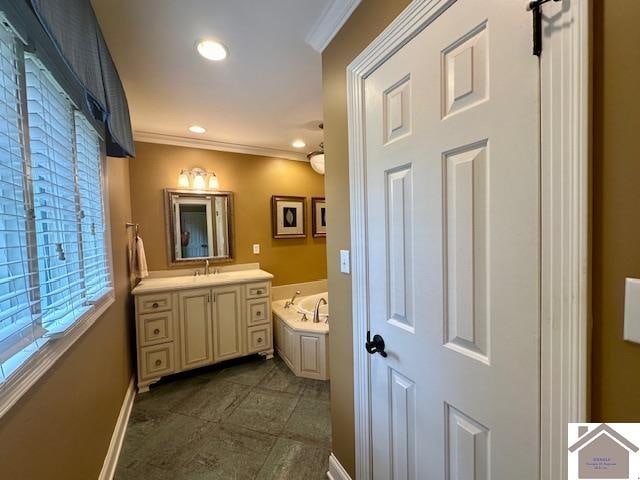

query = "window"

[{"left": 0, "top": 24, "right": 112, "bottom": 385}]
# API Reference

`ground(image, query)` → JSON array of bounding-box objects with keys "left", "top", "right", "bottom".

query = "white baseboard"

[
  {"left": 327, "top": 453, "right": 352, "bottom": 480},
  {"left": 99, "top": 376, "right": 136, "bottom": 480}
]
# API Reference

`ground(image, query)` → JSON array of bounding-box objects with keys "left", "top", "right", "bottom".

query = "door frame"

[{"left": 346, "top": 0, "right": 590, "bottom": 478}]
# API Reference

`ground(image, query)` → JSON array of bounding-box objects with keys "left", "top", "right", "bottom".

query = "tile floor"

[{"left": 115, "top": 354, "right": 331, "bottom": 479}]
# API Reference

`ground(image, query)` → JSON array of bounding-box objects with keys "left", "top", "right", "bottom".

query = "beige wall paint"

[
  {"left": 322, "top": 0, "right": 410, "bottom": 475},
  {"left": 591, "top": 0, "right": 640, "bottom": 420},
  {"left": 129, "top": 142, "right": 326, "bottom": 287},
  {"left": 0, "top": 157, "right": 134, "bottom": 479}
]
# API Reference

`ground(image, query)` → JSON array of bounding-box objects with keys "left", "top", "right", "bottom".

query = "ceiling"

[{"left": 91, "top": 0, "right": 332, "bottom": 160}]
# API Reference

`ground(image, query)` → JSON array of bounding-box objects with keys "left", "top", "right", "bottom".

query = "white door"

[
  {"left": 364, "top": 0, "right": 540, "bottom": 478},
  {"left": 178, "top": 288, "right": 214, "bottom": 370},
  {"left": 212, "top": 285, "right": 243, "bottom": 362}
]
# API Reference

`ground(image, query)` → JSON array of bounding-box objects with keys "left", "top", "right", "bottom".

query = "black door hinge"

[{"left": 527, "top": 0, "right": 561, "bottom": 56}]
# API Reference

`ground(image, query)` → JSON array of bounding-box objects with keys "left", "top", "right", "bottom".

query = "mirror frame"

[{"left": 164, "top": 189, "right": 234, "bottom": 266}]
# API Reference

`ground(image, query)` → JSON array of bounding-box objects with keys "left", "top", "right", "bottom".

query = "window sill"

[{"left": 0, "top": 289, "right": 115, "bottom": 419}]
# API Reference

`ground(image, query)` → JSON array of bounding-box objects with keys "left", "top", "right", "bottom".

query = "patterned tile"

[
  {"left": 176, "top": 423, "right": 277, "bottom": 480},
  {"left": 172, "top": 378, "right": 251, "bottom": 422},
  {"left": 224, "top": 388, "right": 299, "bottom": 435},
  {"left": 115, "top": 357, "right": 332, "bottom": 479},
  {"left": 282, "top": 397, "right": 332, "bottom": 447},
  {"left": 215, "top": 357, "right": 275, "bottom": 386},
  {"left": 256, "top": 437, "right": 330, "bottom": 480}
]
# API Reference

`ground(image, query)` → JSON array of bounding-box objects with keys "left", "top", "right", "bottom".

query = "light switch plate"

[
  {"left": 253, "top": 244, "right": 260, "bottom": 254},
  {"left": 624, "top": 278, "right": 640, "bottom": 344},
  {"left": 340, "top": 250, "right": 350, "bottom": 274}
]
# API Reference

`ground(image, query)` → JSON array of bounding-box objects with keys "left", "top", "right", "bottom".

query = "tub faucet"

[
  {"left": 313, "top": 297, "right": 327, "bottom": 323},
  {"left": 205, "top": 259, "right": 210, "bottom": 275},
  {"left": 284, "top": 291, "right": 301, "bottom": 309}
]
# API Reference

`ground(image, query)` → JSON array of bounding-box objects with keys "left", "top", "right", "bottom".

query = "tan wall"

[
  {"left": 591, "top": 0, "right": 640, "bottom": 420},
  {"left": 0, "top": 157, "right": 134, "bottom": 479},
  {"left": 322, "top": 0, "right": 410, "bottom": 475},
  {"left": 129, "top": 142, "right": 326, "bottom": 287}
]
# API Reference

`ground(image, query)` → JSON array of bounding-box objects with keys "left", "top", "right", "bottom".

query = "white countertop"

[{"left": 132, "top": 269, "right": 273, "bottom": 295}]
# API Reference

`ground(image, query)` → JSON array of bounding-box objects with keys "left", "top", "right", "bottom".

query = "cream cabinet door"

[
  {"left": 212, "top": 285, "right": 243, "bottom": 362},
  {"left": 178, "top": 288, "right": 214, "bottom": 370}
]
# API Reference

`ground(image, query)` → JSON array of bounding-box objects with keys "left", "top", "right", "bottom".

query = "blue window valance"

[{"left": 1, "top": 0, "right": 135, "bottom": 157}]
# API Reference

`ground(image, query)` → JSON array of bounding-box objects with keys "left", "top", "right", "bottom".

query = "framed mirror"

[{"left": 165, "top": 189, "right": 233, "bottom": 265}]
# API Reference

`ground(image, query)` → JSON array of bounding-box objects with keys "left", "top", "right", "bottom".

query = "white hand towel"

[{"left": 131, "top": 235, "right": 149, "bottom": 279}]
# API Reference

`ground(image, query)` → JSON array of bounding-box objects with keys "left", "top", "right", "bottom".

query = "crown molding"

[
  {"left": 306, "top": 0, "right": 362, "bottom": 53},
  {"left": 133, "top": 131, "right": 308, "bottom": 162}
]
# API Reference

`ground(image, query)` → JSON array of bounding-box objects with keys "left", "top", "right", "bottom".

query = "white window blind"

[
  {"left": 25, "top": 57, "right": 88, "bottom": 335},
  {"left": 0, "top": 20, "right": 113, "bottom": 391},
  {"left": 0, "top": 26, "right": 42, "bottom": 381},
  {"left": 75, "top": 113, "right": 110, "bottom": 300}
]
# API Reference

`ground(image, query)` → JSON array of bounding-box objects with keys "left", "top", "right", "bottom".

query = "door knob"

[{"left": 365, "top": 331, "right": 387, "bottom": 357}]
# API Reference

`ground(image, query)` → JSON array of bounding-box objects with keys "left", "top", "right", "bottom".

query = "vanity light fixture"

[
  {"left": 177, "top": 167, "right": 220, "bottom": 190},
  {"left": 196, "top": 40, "right": 228, "bottom": 61},
  {"left": 188, "top": 125, "right": 207, "bottom": 134},
  {"left": 292, "top": 139, "right": 306, "bottom": 149}
]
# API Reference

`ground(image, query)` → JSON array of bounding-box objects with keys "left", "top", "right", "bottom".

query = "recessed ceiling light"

[
  {"left": 196, "top": 40, "right": 228, "bottom": 61},
  {"left": 292, "top": 139, "right": 306, "bottom": 149},
  {"left": 188, "top": 125, "right": 206, "bottom": 134}
]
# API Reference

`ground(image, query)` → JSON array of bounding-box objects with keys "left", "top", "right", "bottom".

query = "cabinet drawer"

[
  {"left": 245, "top": 282, "right": 270, "bottom": 299},
  {"left": 137, "top": 292, "right": 172, "bottom": 314},
  {"left": 247, "top": 298, "right": 270, "bottom": 326},
  {"left": 138, "top": 311, "right": 174, "bottom": 346},
  {"left": 139, "top": 343, "right": 175, "bottom": 380},
  {"left": 247, "top": 324, "right": 272, "bottom": 353}
]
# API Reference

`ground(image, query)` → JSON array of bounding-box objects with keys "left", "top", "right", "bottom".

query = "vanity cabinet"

[{"left": 133, "top": 270, "right": 273, "bottom": 392}]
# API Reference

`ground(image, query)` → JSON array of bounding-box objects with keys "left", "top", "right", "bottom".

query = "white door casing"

[{"left": 347, "top": 0, "right": 590, "bottom": 479}]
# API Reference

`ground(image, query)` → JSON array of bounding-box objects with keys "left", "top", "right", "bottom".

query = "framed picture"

[
  {"left": 312, "top": 197, "right": 327, "bottom": 237},
  {"left": 271, "top": 195, "right": 306, "bottom": 238}
]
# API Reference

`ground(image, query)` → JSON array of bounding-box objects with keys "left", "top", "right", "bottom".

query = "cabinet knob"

[
  {"left": 152, "top": 302, "right": 159, "bottom": 309},
  {"left": 257, "top": 337, "right": 263, "bottom": 343},
  {"left": 153, "top": 328, "right": 160, "bottom": 335},
  {"left": 155, "top": 359, "right": 162, "bottom": 366},
  {"left": 256, "top": 311, "right": 262, "bottom": 316},
  {"left": 257, "top": 290, "right": 263, "bottom": 294}
]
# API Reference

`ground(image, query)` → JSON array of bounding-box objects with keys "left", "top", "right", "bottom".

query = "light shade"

[
  {"left": 178, "top": 171, "right": 190, "bottom": 188},
  {"left": 197, "top": 40, "right": 228, "bottom": 61},
  {"left": 292, "top": 139, "right": 306, "bottom": 149},
  {"left": 309, "top": 153, "right": 325, "bottom": 175},
  {"left": 193, "top": 173, "right": 206, "bottom": 190},
  {"left": 208, "top": 174, "right": 219, "bottom": 190}
]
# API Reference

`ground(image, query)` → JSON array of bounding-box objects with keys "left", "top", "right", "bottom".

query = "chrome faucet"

[
  {"left": 312, "top": 297, "right": 327, "bottom": 323},
  {"left": 205, "top": 259, "right": 210, "bottom": 275},
  {"left": 284, "top": 290, "right": 301, "bottom": 309}
]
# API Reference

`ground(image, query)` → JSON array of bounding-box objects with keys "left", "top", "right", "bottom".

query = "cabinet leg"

[
  {"left": 259, "top": 349, "right": 274, "bottom": 360},
  {"left": 137, "top": 378, "right": 159, "bottom": 394}
]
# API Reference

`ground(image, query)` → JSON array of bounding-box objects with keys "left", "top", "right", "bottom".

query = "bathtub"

[
  {"left": 272, "top": 293, "right": 329, "bottom": 380},
  {"left": 295, "top": 292, "right": 329, "bottom": 322}
]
